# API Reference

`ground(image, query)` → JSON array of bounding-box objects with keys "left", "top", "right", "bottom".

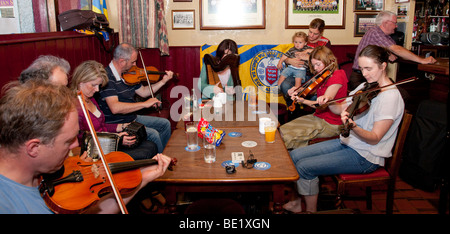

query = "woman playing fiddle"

[
  {"left": 283, "top": 45, "right": 405, "bottom": 213},
  {"left": 70, "top": 60, "right": 158, "bottom": 160},
  {"left": 280, "top": 46, "right": 347, "bottom": 150}
]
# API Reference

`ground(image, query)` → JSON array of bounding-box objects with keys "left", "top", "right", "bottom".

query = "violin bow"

[
  {"left": 314, "top": 76, "right": 418, "bottom": 108},
  {"left": 77, "top": 92, "right": 129, "bottom": 214},
  {"left": 290, "top": 62, "right": 335, "bottom": 97},
  {"left": 138, "top": 50, "right": 161, "bottom": 114}
]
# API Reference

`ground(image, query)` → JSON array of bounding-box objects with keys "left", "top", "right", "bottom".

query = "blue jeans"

[
  {"left": 135, "top": 115, "right": 171, "bottom": 153},
  {"left": 280, "top": 68, "right": 307, "bottom": 107},
  {"left": 289, "top": 139, "right": 379, "bottom": 195}
]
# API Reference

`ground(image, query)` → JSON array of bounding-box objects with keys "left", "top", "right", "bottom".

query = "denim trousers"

[
  {"left": 289, "top": 139, "right": 379, "bottom": 196},
  {"left": 135, "top": 115, "right": 171, "bottom": 153}
]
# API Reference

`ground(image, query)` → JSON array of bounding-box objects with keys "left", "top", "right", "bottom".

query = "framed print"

[
  {"left": 172, "top": 10, "right": 195, "bottom": 29},
  {"left": 200, "top": 0, "right": 265, "bottom": 30},
  {"left": 354, "top": 13, "right": 377, "bottom": 37},
  {"left": 354, "top": 0, "right": 384, "bottom": 12},
  {"left": 285, "top": 0, "right": 345, "bottom": 29}
]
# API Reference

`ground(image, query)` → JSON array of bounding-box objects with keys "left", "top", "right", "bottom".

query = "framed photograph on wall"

[
  {"left": 354, "top": 13, "right": 377, "bottom": 37},
  {"left": 172, "top": 10, "right": 195, "bottom": 30},
  {"left": 354, "top": 0, "right": 384, "bottom": 12},
  {"left": 285, "top": 0, "right": 345, "bottom": 29},
  {"left": 200, "top": 0, "right": 265, "bottom": 30}
]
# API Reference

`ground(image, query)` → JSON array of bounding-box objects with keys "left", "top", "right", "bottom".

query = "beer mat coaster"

[
  {"left": 254, "top": 162, "right": 271, "bottom": 170},
  {"left": 185, "top": 146, "right": 200, "bottom": 152},
  {"left": 252, "top": 110, "right": 267, "bottom": 114},
  {"left": 221, "top": 160, "right": 240, "bottom": 167},
  {"left": 241, "top": 141, "right": 257, "bottom": 148},
  {"left": 228, "top": 132, "right": 242, "bottom": 137}
]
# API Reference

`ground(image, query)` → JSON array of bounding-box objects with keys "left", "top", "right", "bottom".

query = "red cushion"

[{"left": 338, "top": 168, "right": 389, "bottom": 181}]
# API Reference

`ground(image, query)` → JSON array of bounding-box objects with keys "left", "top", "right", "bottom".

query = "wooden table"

[
  {"left": 177, "top": 100, "right": 279, "bottom": 129},
  {"left": 157, "top": 126, "right": 299, "bottom": 214}
]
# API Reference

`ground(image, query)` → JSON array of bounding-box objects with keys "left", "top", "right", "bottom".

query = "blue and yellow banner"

[
  {"left": 92, "top": 0, "right": 108, "bottom": 20},
  {"left": 201, "top": 44, "right": 293, "bottom": 105}
]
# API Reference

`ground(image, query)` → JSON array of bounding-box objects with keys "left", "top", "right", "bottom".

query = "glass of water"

[
  {"left": 203, "top": 134, "right": 216, "bottom": 163},
  {"left": 185, "top": 122, "right": 198, "bottom": 150}
]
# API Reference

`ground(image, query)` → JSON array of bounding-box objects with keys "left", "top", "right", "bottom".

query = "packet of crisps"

[{"left": 197, "top": 118, "right": 225, "bottom": 146}]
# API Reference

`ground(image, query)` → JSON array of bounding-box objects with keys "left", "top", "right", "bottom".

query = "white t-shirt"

[{"left": 340, "top": 82, "right": 405, "bottom": 166}]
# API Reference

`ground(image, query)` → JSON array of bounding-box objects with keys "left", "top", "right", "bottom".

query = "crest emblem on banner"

[{"left": 249, "top": 50, "right": 284, "bottom": 93}]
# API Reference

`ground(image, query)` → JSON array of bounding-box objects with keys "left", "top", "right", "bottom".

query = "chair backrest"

[{"left": 385, "top": 111, "right": 413, "bottom": 178}]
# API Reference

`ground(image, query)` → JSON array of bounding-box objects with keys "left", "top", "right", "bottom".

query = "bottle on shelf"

[
  {"left": 441, "top": 18, "right": 448, "bottom": 32},
  {"left": 430, "top": 18, "right": 437, "bottom": 32}
]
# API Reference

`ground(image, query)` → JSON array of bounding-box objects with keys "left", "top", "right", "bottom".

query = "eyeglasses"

[{"left": 386, "top": 20, "right": 397, "bottom": 25}]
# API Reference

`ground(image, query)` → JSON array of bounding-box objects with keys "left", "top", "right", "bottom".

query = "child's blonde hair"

[{"left": 292, "top": 31, "right": 308, "bottom": 43}]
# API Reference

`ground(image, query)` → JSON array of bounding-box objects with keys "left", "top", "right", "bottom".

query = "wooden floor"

[
  {"left": 128, "top": 176, "right": 446, "bottom": 214},
  {"left": 317, "top": 176, "right": 444, "bottom": 214}
]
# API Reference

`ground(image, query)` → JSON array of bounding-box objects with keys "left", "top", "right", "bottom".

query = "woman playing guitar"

[{"left": 280, "top": 46, "right": 348, "bottom": 150}]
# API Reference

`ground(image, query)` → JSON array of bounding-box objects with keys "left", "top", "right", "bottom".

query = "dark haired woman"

[
  {"left": 283, "top": 45, "right": 405, "bottom": 213},
  {"left": 198, "top": 39, "right": 240, "bottom": 99}
]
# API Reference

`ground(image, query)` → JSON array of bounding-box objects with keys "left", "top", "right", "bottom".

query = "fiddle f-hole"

[{"left": 89, "top": 178, "right": 107, "bottom": 194}]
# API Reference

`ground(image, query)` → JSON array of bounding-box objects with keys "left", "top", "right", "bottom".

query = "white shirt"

[{"left": 340, "top": 83, "right": 405, "bottom": 166}]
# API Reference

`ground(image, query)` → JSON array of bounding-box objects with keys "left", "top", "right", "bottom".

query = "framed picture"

[
  {"left": 354, "top": 0, "right": 384, "bottom": 12},
  {"left": 395, "top": 0, "right": 410, "bottom": 3},
  {"left": 172, "top": 10, "right": 195, "bottom": 30},
  {"left": 285, "top": 0, "right": 346, "bottom": 29},
  {"left": 354, "top": 13, "right": 377, "bottom": 37},
  {"left": 200, "top": 0, "right": 265, "bottom": 30}
]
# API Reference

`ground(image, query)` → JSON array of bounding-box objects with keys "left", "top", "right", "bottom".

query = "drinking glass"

[
  {"left": 203, "top": 134, "right": 216, "bottom": 163},
  {"left": 185, "top": 122, "right": 198, "bottom": 150},
  {"left": 264, "top": 121, "right": 276, "bottom": 143}
]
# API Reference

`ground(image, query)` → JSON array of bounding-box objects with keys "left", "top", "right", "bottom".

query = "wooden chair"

[{"left": 333, "top": 111, "right": 413, "bottom": 214}]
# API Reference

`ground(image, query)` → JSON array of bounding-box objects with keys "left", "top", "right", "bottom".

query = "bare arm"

[
  {"left": 85, "top": 154, "right": 171, "bottom": 214},
  {"left": 105, "top": 95, "right": 160, "bottom": 114},
  {"left": 389, "top": 44, "right": 436, "bottom": 64}
]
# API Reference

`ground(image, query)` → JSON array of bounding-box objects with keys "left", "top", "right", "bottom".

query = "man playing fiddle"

[
  {"left": 0, "top": 80, "right": 172, "bottom": 214},
  {"left": 97, "top": 43, "right": 174, "bottom": 153}
]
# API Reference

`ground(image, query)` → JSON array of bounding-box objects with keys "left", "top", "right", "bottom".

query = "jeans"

[
  {"left": 119, "top": 140, "right": 158, "bottom": 160},
  {"left": 289, "top": 139, "right": 379, "bottom": 196},
  {"left": 135, "top": 115, "right": 171, "bottom": 153}
]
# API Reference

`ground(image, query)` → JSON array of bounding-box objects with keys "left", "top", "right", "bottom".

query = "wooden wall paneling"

[
  {"left": 7, "top": 43, "right": 26, "bottom": 82},
  {"left": 0, "top": 32, "right": 119, "bottom": 96}
]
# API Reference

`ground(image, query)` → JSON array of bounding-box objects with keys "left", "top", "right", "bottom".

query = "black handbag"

[
  {"left": 58, "top": 9, "right": 109, "bottom": 31},
  {"left": 121, "top": 121, "right": 147, "bottom": 149},
  {"left": 58, "top": 9, "right": 114, "bottom": 53}
]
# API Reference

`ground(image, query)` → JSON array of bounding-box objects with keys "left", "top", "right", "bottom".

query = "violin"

[
  {"left": 288, "top": 63, "right": 334, "bottom": 112},
  {"left": 39, "top": 92, "right": 177, "bottom": 214},
  {"left": 123, "top": 66, "right": 178, "bottom": 85},
  {"left": 341, "top": 82, "right": 379, "bottom": 137},
  {"left": 339, "top": 76, "right": 418, "bottom": 137},
  {"left": 39, "top": 152, "right": 176, "bottom": 214}
]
